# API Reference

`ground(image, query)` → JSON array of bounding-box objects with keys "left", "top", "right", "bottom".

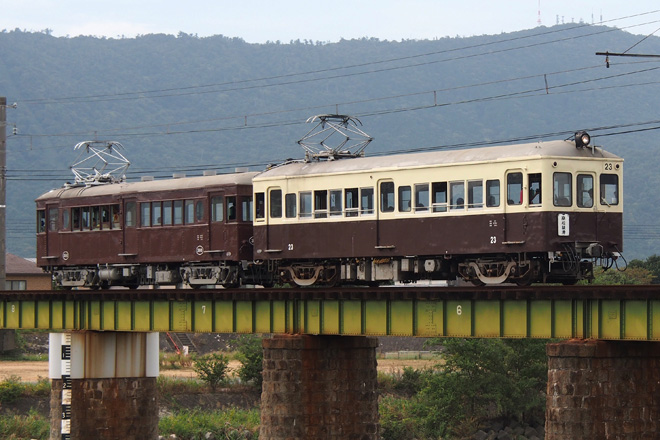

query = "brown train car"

[
  {"left": 36, "top": 171, "right": 262, "bottom": 289},
  {"left": 252, "top": 138, "right": 623, "bottom": 286}
]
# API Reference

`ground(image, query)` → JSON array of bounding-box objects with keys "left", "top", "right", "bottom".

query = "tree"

[
  {"left": 193, "top": 353, "right": 229, "bottom": 391},
  {"left": 234, "top": 335, "right": 263, "bottom": 389}
]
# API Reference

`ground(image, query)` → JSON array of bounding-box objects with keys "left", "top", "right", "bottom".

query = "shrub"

[
  {"left": 0, "top": 376, "right": 22, "bottom": 403},
  {"left": 193, "top": 353, "right": 229, "bottom": 391},
  {"left": 234, "top": 335, "right": 263, "bottom": 389},
  {"left": 158, "top": 408, "right": 259, "bottom": 440}
]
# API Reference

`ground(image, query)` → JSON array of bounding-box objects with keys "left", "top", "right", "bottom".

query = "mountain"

[{"left": 0, "top": 25, "right": 658, "bottom": 259}]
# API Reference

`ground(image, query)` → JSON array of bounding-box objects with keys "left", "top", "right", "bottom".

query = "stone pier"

[
  {"left": 546, "top": 339, "right": 660, "bottom": 439},
  {"left": 49, "top": 332, "right": 159, "bottom": 440},
  {"left": 259, "top": 335, "right": 379, "bottom": 439}
]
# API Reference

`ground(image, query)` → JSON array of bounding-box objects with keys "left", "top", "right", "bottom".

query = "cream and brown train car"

[{"left": 252, "top": 136, "right": 623, "bottom": 286}]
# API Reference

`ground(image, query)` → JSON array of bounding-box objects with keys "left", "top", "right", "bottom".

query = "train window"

[
  {"left": 195, "top": 200, "right": 204, "bottom": 222},
  {"left": 48, "top": 208, "right": 58, "bottom": 231},
  {"left": 529, "top": 174, "right": 542, "bottom": 206},
  {"left": 185, "top": 200, "right": 195, "bottom": 224},
  {"left": 141, "top": 203, "right": 151, "bottom": 227},
  {"left": 361, "top": 187, "right": 374, "bottom": 215},
  {"left": 72, "top": 208, "right": 81, "bottom": 230},
  {"left": 173, "top": 200, "right": 183, "bottom": 225},
  {"left": 111, "top": 205, "right": 121, "bottom": 229},
  {"left": 380, "top": 182, "right": 395, "bottom": 213},
  {"left": 82, "top": 207, "right": 91, "bottom": 230},
  {"left": 241, "top": 197, "right": 253, "bottom": 222},
  {"left": 329, "top": 190, "right": 342, "bottom": 216},
  {"left": 432, "top": 182, "right": 447, "bottom": 212},
  {"left": 227, "top": 197, "right": 237, "bottom": 221},
  {"left": 101, "top": 205, "right": 111, "bottom": 229},
  {"left": 486, "top": 180, "right": 500, "bottom": 207},
  {"left": 577, "top": 175, "right": 594, "bottom": 208},
  {"left": 152, "top": 202, "right": 162, "bottom": 226},
  {"left": 450, "top": 182, "right": 465, "bottom": 210},
  {"left": 468, "top": 180, "right": 483, "bottom": 209},
  {"left": 91, "top": 206, "right": 100, "bottom": 230},
  {"left": 399, "top": 186, "right": 412, "bottom": 212},
  {"left": 345, "top": 188, "right": 359, "bottom": 217},
  {"left": 125, "top": 202, "right": 137, "bottom": 227},
  {"left": 62, "top": 209, "right": 70, "bottom": 230},
  {"left": 37, "top": 210, "right": 46, "bottom": 233},
  {"left": 507, "top": 173, "right": 523, "bottom": 205},
  {"left": 300, "top": 192, "right": 312, "bottom": 218},
  {"left": 255, "top": 193, "right": 265, "bottom": 220},
  {"left": 414, "top": 184, "right": 429, "bottom": 212},
  {"left": 162, "top": 201, "right": 172, "bottom": 226},
  {"left": 553, "top": 172, "right": 572, "bottom": 207},
  {"left": 600, "top": 174, "right": 619, "bottom": 205},
  {"left": 269, "top": 190, "right": 282, "bottom": 218},
  {"left": 285, "top": 193, "right": 297, "bottom": 218},
  {"left": 211, "top": 196, "right": 224, "bottom": 222},
  {"left": 314, "top": 190, "right": 328, "bottom": 218}
]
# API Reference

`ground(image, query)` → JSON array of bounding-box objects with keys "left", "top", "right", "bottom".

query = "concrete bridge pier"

[
  {"left": 546, "top": 339, "right": 660, "bottom": 439},
  {"left": 48, "top": 332, "right": 160, "bottom": 440},
  {"left": 260, "top": 335, "right": 380, "bottom": 439}
]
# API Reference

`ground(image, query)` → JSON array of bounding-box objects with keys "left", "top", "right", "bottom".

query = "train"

[{"left": 36, "top": 131, "right": 623, "bottom": 289}]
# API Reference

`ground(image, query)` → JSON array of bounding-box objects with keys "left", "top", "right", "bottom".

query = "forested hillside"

[{"left": 0, "top": 25, "right": 658, "bottom": 258}]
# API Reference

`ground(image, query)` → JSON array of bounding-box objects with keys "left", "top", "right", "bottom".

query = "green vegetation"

[
  {"left": 192, "top": 353, "right": 230, "bottom": 391},
  {"left": 234, "top": 335, "right": 264, "bottom": 389},
  {"left": 159, "top": 408, "right": 260, "bottom": 440},
  {"left": 0, "top": 410, "right": 49, "bottom": 440}
]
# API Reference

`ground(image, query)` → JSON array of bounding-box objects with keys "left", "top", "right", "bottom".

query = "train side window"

[
  {"left": 82, "top": 207, "right": 91, "bottom": 230},
  {"left": 450, "top": 181, "right": 465, "bottom": 210},
  {"left": 184, "top": 200, "right": 194, "bottom": 224},
  {"left": 91, "top": 206, "right": 101, "bottom": 230},
  {"left": 111, "top": 204, "right": 121, "bottom": 229},
  {"left": 255, "top": 193, "right": 265, "bottom": 220},
  {"left": 361, "top": 187, "right": 374, "bottom": 215},
  {"left": 211, "top": 196, "right": 224, "bottom": 222},
  {"left": 241, "top": 197, "right": 253, "bottom": 222},
  {"left": 507, "top": 173, "right": 523, "bottom": 205},
  {"left": 577, "top": 175, "right": 594, "bottom": 208},
  {"left": 529, "top": 173, "right": 542, "bottom": 206},
  {"left": 315, "top": 190, "right": 328, "bottom": 218},
  {"left": 37, "top": 210, "right": 46, "bottom": 233},
  {"left": 432, "top": 182, "right": 447, "bottom": 212},
  {"left": 486, "top": 180, "right": 500, "bottom": 207},
  {"left": 345, "top": 188, "right": 359, "bottom": 217},
  {"left": 468, "top": 180, "right": 483, "bottom": 209},
  {"left": 226, "top": 197, "right": 236, "bottom": 221},
  {"left": 72, "top": 207, "right": 81, "bottom": 230},
  {"left": 62, "top": 209, "right": 70, "bottom": 230},
  {"left": 414, "top": 184, "right": 429, "bottom": 212},
  {"left": 600, "top": 174, "right": 619, "bottom": 205},
  {"left": 300, "top": 192, "right": 312, "bottom": 218},
  {"left": 163, "top": 201, "right": 173, "bottom": 225},
  {"left": 380, "top": 182, "right": 395, "bottom": 213},
  {"left": 285, "top": 193, "right": 297, "bottom": 218},
  {"left": 141, "top": 203, "right": 151, "bottom": 227},
  {"left": 125, "top": 202, "right": 137, "bottom": 227},
  {"left": 329, "top": 190, "right": 342, "bottom": 216},
  {"left": 101, "top": 205, "right": 111, "bottom": 229},
  {"left": 152, "top": 202, "right": 162, "bottom": 226},
  {"left": 398, "top": 186, "right": 412, "bottom": 212},
  {"left": 195, "top": 200, "right": 204, "bottom": 222},
  {"left": 173, "top": 200, "right": 183, "bottom": 225},
  {"left": 49, "top": 208, "right": 59, "bottom": 231},
  {"left": 269, "top": 190, "right": 282, "bottom": 218},
  {"left": 553, "top": 172, "right": 572, "bottom": 207}
]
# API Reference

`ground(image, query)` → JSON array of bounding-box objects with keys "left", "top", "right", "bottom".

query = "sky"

[{"left": 1, "top": 1, "right": 659, "bottom": 43}]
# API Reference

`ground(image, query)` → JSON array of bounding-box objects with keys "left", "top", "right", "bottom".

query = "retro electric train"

[{"left": 36, "top": 133, "right": 623, "bottom": 288}]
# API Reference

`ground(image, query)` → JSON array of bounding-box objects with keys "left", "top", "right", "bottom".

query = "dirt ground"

[{"left": 0, "top": 358, "right": 437, "bottom": 382}]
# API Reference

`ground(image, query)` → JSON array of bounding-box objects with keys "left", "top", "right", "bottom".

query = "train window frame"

[
  {"left": 184, "top": 200, "right": 195, "bottom": 224},
  {"left": 379, "top": 181, "right": 395, "bottom": 213},
  {"left": 329, "top": 190, "right": 342, "bottom": 217},
  {"left": 162, "top": 201, "right": 173, "bottom": 226},
  {"left": 91, "top": 206, "right": 101, "bottom": 230},
  {"left": 226, "top": 197, "right": 237, "bottom": 222},
  {"left": 125, "top": 202, "right": 137, "bottom": 228},
  {"left": 173, "top": 200, "right": 183, "bottom": 225},
  {"left": 211, "top": 196, "right": 224, "bottom": 222},
  {"left": 486, "top": 180, "right": 500, "bottom": 207},
  {"left": 467, "top": 180, "right": 483, "bottom": 209},
  {"left": 241, "top": 196, "right": 253, "bottom": 222},
  {"left": 48, "top": 207, "right": 58, "bottom": 232},
  {"left": 100, "top": 205, "right": 111, "bottom": 229},
  {"left": 152, "top": 202, "right": 162, "bottom": 227},
  {"left": 398, "top": 185, "right": 412, "bottom": 212},
  {"left": 72, "top": 207, "right": 81, "bottom": 230},
  {"left": 141, "top": 202, "right": 151, "bottom": 227},
  {"left": 299, "top": 192, "right": 312, "bottom": 218},
  {"left": 285, "top": 193, "right": 297, "bottom": 218},
  {"left": 414, "top": 184, "right": 429, "bottom": 212},
  {"left": 62, "top": 209, "right": 70, "bottom": 230},
  {"left": 269, "top": 189, "right": 282, "bottom": 219},
  {"left": 600, "top": 174, "right": 619, "bottom": 206},
  {"left": 82, "top": 207, "right": 91, "bottom": 230},
  {"left": 195, "top": 200, "right": 205, "bottom": 222},
  {"left": 37, "top": 209, "right": 46, "bottom": 233},
  {"left": 553, "top": 172, "right": 572, "bottom": 207},
  {"left": 528, "top": 173, "right": 542, "bottom": 206},
  {"left": 450, "top": 181, "right": 465, "bottom": 210},
  {"left": 314, "top": 190, "right": 328, "bottom": 218},
  {"left": 577, "top": 174, "right": 594, "bottom": 208},
  {"left": 345, "top": 188, "right": 359, "bottom": 217},
  {"left": 507, "top": 172, "right": 523, "bottom": 206},
  {"left": 111, "top": 204, "right": 121, "bottom": 229},
  {"left": 360, "top": 187, "right": 374, "bottom": 215},
  {"left": 255, "top": 193, "right": 265, "bottom": 220},
  {"left": 432, "top": 182, "right": 447, "bottom": 213}
]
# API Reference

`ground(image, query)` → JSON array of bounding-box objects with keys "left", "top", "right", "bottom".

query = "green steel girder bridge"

[{"left": 2, "top": 285, "right": 660, "bottom": 340}]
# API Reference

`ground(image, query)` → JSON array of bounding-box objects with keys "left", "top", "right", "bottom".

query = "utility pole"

[{"left": 0, "top": 97, "right": 6, "bottom": 290}]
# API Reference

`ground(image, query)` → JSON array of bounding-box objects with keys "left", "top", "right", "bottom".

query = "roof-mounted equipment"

[
  {"left": 70, "top": 141, "right": 130, "bottom": 186},
  {"left": 298, "top": 114, "right": 373, "bottom": 162},
  {"left": 574, "top": 131, "right": 591, "bottom": 149}
]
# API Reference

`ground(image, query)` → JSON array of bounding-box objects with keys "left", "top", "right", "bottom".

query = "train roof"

[
  {"left": 35, "top": 171, "right": 258, "bottom": 202},
  {"left": 255, "top": 140, "right": 622, "bottom": 180}
]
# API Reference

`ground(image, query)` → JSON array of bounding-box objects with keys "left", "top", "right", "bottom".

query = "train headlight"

[{"left": 575, "top": 131, "right": 590, "bottom": 149}]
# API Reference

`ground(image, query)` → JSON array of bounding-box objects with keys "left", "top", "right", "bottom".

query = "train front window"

[
  {"left": 507, "top": 173, "right": 522, "bottom": 205},
  {"left": 37, "top": 210, "right": 46, "bottom": 233},
  {"left": 577, "top": 175, "right": 594, "bottom": 208},
  {"left": 72, "top": 208, "right": 81, "bottom": 230},
  {"left": 553, "top": 172, "right": 572, "bottom": 207},
  {"left": 600, "top": 174, "right": 619, "bottom": 205},
  {"left": 529, "top": 173, "right": 542, "bottom": 206},
  {"left": 62, "top": 209, "right": 70, "bottom": 230},
  {"left": 255, "top": 193, "right": 265, "bottom": 220},
  {"left": 269, "top": 190, "right": 282, "bottom": 218},
  {"left": 380, "top": 182, "right": 395, "bottom": 213},
  {"left": 82, "top": 207, "right": 91, "bottom": 230},
  {"left": 486, "top": 180, "right": 500, "bottom": 207}
]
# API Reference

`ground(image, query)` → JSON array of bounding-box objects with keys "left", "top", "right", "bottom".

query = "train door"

[
  {"left": 575, "top": 172, "right": 597, "bottom": 237},
  {"left": 209, "top": 192, "right": 228, "bottom": 253},
  {"left": 122, "top": 198, "right": 139, "bottom": 256},
  {"left": 376, "top": 180, "right": 395, "bottom": 248},
  {"left": 503, "top": 170, "right": 526, "bottom": 244},
  {"left": 42, "top": 203, "right": 59, "bottom": 258}
]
